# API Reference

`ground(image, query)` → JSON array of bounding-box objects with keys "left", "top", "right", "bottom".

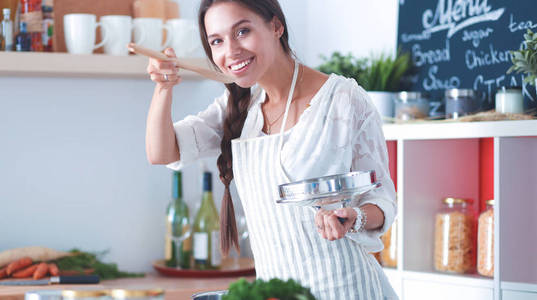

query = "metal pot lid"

[{"left": 277, "top": 170, "right": 381, "bottom": 207}]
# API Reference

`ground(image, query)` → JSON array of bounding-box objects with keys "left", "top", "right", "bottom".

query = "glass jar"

[
  {"left": 495, "top": 87, "right": 524, "bottom": 114},
  {"left": 434, "top": 197, "right": 476, "bottom": 274},
  {"left": 62, "top": 290, "right": 110, "bottom": 300},
  {"left": 109, "top": 289, "right": 164, "bottom": 300},
  {"left": 445, "top": 89, "right": 479, "bottom": 119},
  {"left": 395, "top": 91, "right": 430, "bottom": 121},
  {"left": 380, "top": 217, "right": 398, "bottom": 268},
  {"left": 477, "top": 199, "right": 494, "bottom": 277}
]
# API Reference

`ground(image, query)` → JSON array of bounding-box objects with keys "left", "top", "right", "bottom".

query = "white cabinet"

[{"left": 381, "top": 120, "right": 537, "bottom": 300}]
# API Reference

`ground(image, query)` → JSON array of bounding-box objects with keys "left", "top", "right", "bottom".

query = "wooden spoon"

[{"left": 127, "top": 43, "right": 235, "bottom": 84}]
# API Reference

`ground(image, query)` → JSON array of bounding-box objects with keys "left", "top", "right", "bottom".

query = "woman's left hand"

[{"left": 315, "top": 208, "right": 357, "bottom": 241}]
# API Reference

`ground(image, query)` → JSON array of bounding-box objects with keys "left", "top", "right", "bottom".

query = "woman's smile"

[{"left": 229, "top": 57, "right": 255, "bottom": 73}]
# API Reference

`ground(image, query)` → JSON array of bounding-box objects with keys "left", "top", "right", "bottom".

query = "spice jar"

[
  {"left": 395, "top": 91, "right": 430, "bottom": 121},
  {"left": 434, "top": 197, "right": 476, "bottom": 274},
  {"left": 380, "top": 217, "right": 398, "bottom": 268},
  {"left": 445, "top": 89, "right": 479, "bottom": 119},
  {"left": 109, "top": 289, "right": 164, "bottom": 300},
  {"left": 477, "top": 199, "right": 494, "bottom": 277}
]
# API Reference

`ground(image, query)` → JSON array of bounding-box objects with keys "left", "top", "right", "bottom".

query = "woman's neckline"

[{"left": 258, "top": 73, "right": 334, "bottom": 136}]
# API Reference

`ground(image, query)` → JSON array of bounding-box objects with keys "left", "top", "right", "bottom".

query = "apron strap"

[{"left": 277, "top": 60, "right": 299, "bottom": 181}]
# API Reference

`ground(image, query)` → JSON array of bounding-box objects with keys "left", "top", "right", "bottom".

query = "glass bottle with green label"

[
  {"left": 192, "top": 171, "right": 221, "bottom": 270},
  {"left": 165, "top": 171, "right": 192, "bottom": 269}
]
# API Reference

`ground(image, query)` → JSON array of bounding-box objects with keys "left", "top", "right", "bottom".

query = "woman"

[{"left": 145, "top": 0, "right": 397, "bottom": 299}]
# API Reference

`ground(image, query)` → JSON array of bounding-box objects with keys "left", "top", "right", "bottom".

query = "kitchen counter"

[{"left": 0, "top": 273, "right": 255, "bottom": 300}]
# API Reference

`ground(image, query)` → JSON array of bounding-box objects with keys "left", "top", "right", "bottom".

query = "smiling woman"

[{"left": 143, "top": 1, "right": 397, "bottom": 299}]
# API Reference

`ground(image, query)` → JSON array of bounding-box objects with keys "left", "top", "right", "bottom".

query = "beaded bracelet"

[{"left": 348, "top": 206, "right": 367, "bottom": 233}]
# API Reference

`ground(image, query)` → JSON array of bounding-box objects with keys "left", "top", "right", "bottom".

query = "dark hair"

[{"left": 198, "top": 0, "right": 292, "bottom": 256}]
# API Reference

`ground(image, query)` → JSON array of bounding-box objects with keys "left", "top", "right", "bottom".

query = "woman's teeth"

[{"left": 230, "top": 59, "right": 252, "bottom": 71}]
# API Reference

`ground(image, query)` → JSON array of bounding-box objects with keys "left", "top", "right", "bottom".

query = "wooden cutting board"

[{"left": 53, "top": 0, "right": 135, "bottom": 53}]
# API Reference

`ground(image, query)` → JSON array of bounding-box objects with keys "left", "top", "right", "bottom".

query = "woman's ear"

[{"left": 271, "top": 16, "right": 284, "bottom": 38}]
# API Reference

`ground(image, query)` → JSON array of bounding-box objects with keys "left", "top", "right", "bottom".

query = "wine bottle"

[
  {"left": 165, "top": 171, "right": 192, "bottom": 269},
  {"left": 192, "top": 171, "right": 221, "bottom": 270}
]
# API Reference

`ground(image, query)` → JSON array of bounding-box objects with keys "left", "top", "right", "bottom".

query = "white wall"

[{"left": 0, "top": 1, "right": 397, "bottom": 272}]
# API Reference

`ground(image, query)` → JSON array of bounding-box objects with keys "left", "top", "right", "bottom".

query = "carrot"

[
  {"left": 48, "top": 263, "right": 59, "bottom": 276},
  {"left": 6, "top": 257, "right": 33, "bottom": 275},
  {"left": 0, "top": 247, "right": 72, "bottom": 267},
  {"left": 0, "top": 267, "right": 7, "bottom": 279},
  {"left": 12, "top": 263, "right": 39, "bottom": 278},
  {"left": 33, "top": 262, "right": 49, "bottom": 279}
]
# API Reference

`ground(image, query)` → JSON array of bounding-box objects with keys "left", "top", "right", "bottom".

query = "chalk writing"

[
  {"left": 508, "top": 14, "right": 537, "bottom": 33},
  {"left": 423, "top": 65, "right": 461, "bottom": 91},
  {"left": 412, "top": 40, "right": 451, "bottom": 67},
  {"left": 422, "top": 0, "right": 505, "bottom": 38},
  {"left": 462, "top": 28, "right": 494, "bottom": 47},
  {"left": 465, "top": 44, "right": 512, "bottom": 70}
]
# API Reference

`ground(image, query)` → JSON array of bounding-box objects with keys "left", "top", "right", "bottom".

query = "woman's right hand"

[{"left": 146, "top": 47, "right": 181, "bottom": 88}]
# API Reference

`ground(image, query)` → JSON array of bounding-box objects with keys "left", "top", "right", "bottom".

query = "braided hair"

[{"left": 198, "top": 0, "right": 292, "bottom": 256}]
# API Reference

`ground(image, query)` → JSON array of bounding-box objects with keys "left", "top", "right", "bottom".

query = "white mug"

[
  {"left": 166, "top": 18, "right": 204, "bottom": 57},
  {"left": 64, "top": 14, "right": 107, "bottom": 54},
  {"left": 133, "top": 17, "right": 171, "bottom": 52},
  {"left": 100, "top": 15, "right": 132, "bottom": 56}
]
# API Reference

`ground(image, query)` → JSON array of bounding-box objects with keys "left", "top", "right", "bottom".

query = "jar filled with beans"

[
  {"left": 434, "top": 197, "right": 476, "bottom": 274},
  {"left": 477, "top": 199, "right": 494, "bottom": 277}
]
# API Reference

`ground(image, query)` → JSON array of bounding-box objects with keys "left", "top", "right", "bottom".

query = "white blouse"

[{"left": 168, "top": 74, "right": 397, "bottom": 252}]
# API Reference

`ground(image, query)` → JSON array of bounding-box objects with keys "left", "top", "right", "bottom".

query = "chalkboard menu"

[{"left": 397, "top": 0, "right": 537, "bottom": 112}]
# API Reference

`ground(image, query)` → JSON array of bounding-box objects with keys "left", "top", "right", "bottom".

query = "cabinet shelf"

[
  {"left": 0, "top": 51, "right": 206, "bottom": 80},
  {"left": 383, "top": 120, "right": 537, "bottom": 140}
]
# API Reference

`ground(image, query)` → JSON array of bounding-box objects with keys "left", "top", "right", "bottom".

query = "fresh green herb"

[
  {"left": 222, "top": 278, "right": 316, "bottom": 300},
  {"left": 317, "top": 51, "right": 368, "bottom": 84},
  {"left": 52, "top": 249, "right": 145, "bottom": 280},
  {"left": 317, "top": 50, "right": 413, "bottom": 92},
  {"left": 508, "top": 29, "right": 537, "bottom": 85}
]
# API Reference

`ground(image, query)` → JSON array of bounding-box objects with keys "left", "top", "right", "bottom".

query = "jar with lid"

[
  {"left": 434, "top": 197, "right": 476, "bottom": 274},
  {"left": 395, "top": 91, "right": 430, "bottom": 121},
  {"left": 495, "top": 87, "right": 524, "bottom": 114},
  {"left": 445, "top": 89, "right": 479, "bottom": 119},
  {"left": 477, "top": 199, "right": 494, "bottom": 277},
  {"left": 109, "top": 289, "right": 164, "bottom": 300},
  {"left": 380, "top": 217, "right": 398, "bottom": 268},
  {"left": 62, "top": 290, "right": 110, "bottom": 300}
]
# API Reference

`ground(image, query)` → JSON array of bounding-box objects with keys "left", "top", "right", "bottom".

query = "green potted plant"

[
  {"left": 318, "top": 50, "right": 412, "bottom": 122},
  {"left": 508, "top": 29, "right": 537, "bottom": 92}
]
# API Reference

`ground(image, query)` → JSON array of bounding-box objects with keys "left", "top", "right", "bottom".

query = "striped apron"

[{"left": 231, "top": 61, "right": 385, "bottom": 299}]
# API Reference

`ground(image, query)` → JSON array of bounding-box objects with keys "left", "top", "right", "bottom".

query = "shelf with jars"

[
  {"left": 378, "top": 122, "right": 537, "bottom": 300},
  {"left": 0, "top": 51, "right": 207, "bottom": 79}
]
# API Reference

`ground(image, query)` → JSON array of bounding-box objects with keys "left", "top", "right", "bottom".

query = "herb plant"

[
  {"left": 223, "top": 278, "right": 317, "bottom": 300},
  {"left": 508, "top": 29, "right": 537, "bottom": 85},
  {"left": 317, "top": 50, "right": 412, "bottom": 91},
  {"left": 52, "top": 249, "right": 145, "bottom": 280}
]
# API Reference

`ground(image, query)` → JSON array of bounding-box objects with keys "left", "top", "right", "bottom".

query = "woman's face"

[{"left": 204, "top": 2, "right": 283, "bottom": 88}]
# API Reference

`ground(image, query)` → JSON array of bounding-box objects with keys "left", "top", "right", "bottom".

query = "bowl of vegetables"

[{"left": 192, "top": 278, "right": 317, "bottom": 300}]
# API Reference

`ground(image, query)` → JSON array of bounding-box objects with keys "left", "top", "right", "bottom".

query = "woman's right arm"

[{"left": 145, "top": 48, "right": 182, "bottom": 165}]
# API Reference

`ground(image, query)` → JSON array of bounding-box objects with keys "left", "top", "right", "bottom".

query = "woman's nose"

[{"left": 226, "top": 38, "right": 242, "bottom": 57}]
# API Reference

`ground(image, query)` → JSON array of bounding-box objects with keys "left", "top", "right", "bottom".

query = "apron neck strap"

[{"left": 277, "top": 60, "right": 299, "bottom": 182}]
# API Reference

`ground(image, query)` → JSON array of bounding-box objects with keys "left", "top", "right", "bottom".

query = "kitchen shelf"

[
  {"left": 379, "top": 120, "right": 537, "bottom": 300},
  {"left": 383, "top": 120, "right": 537, "bottom": 140},
  {"left": 0, "top": 51, "right": 206, "bottom": 79}
]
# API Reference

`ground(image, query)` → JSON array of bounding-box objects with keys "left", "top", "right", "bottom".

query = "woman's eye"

[
  {"left": 210, "top": 38, "right": 222, "bottom": 46},
  {"left": 237, "top": 28, "right": 250, "bottom": 37}
]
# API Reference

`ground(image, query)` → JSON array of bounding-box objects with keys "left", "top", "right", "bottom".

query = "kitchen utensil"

[
  {"left": 127, "top": 43, "right": 235, "bottom": 84},
  {"left": 277, "top": 170, "right": 381, "bottom": 223},
  {"left": 191, "top": 290, "right": 227, "bottom": 300},
  {"left": 0, "top": 275, "right": 100, "bottom": 286}
]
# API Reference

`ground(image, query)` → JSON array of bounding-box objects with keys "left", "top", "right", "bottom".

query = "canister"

[
  {"left": 434, "top": 197, "right": 476, "bottom": 274},
  {"left": 477, "top": 199, "right": 494, "bottom": 277},
  {"left": 445, "top": 89, "right": 479, "bottom": 119},
  {"left": 394, "top": 91, "right": 429, "bottom": 121},
  {"left": 495, "top": 87, "right": 524, "bottom": 114}
]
